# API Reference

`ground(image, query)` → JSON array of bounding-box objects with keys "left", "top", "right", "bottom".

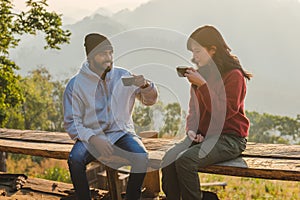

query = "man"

[{"left": 63, "top": 33, "right": 158, "bottom": 200}]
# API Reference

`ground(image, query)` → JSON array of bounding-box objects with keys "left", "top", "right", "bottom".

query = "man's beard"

[{"left": 93, "top": 60, "right": 113, "bottom": 71}]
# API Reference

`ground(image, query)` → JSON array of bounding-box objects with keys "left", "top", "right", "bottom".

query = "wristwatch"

[{"left": 140, "top": 80, "right": 150, "bottom": 89}]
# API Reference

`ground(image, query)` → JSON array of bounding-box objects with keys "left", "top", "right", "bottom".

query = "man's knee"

[
  {"left": 68, "top": 153, "right": 86, "bottom": 171},
  {"left": 130, "top": 152, "right": 149, "bottom": 173},
  {"left": 135, "top": 152, "right": 149, "bottom": 165}
]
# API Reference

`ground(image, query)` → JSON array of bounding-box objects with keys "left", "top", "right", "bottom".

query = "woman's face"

[{"left": 190, "top": 41, "right": 215, "bottom": 68}]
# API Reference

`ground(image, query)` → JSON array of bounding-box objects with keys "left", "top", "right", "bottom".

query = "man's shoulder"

[
  {"left": 113, "top": 66, "right": 130, "bottom": 73},
  {"left": 112, "top": 66, "right": 131, "bottom": 76}
]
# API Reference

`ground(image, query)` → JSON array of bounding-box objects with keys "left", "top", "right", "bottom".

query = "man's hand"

[
  {"left": 89, "top": 135, "right": 113, "bottom": 157},
  {"left": 133, "top": 75, "right": 149, "bottom": 88},
  {"left": 187, "top": 130, "right": 204, "bottom": 143}
]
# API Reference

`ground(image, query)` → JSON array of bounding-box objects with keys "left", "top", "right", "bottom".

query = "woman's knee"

[{"left": 175, "top": 152, "right": 196, "bottom": 172}]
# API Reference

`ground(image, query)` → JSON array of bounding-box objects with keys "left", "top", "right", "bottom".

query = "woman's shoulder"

[{"left": 224, "top": 68, "right": 243, "bottom": 79}]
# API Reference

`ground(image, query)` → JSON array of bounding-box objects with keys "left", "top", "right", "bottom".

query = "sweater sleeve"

[
  {"left": 185, "top": 86, "right": 200, "bottom": 133},
  {"left": 197, "top": 69, "right": 246, "bottom": 120},
  {"left": 136, "top": 82, "right": 158, "bottom": 106},
  {"left": 63, "top": 81, "right": 96, "bottom": 143}
]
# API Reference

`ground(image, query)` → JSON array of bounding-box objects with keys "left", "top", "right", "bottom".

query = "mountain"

[
  {"left": 9, "top": 0, "right": 300, "bottom": 117},
  {"left": 93, "top": 7, "right": 114, "bottom": 17},
  {"left": 10, "top": 14, "right": 127, "bottom": 79}
]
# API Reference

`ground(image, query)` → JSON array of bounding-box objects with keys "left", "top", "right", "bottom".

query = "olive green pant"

[{"left": 161, "top": 133, "right": 246, "bottom": 200}]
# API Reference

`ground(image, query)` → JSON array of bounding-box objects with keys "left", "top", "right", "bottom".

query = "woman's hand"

[
  {"left": 187, "top": 130, "right": 204, "bottom": 143},
  {"left": 185, "top": 68, "right": 207, "bottom": 87}
]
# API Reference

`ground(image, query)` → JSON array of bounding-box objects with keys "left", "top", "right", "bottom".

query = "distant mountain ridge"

[{"left": 9, "top": 0, "right": 300, "bottom": 117}]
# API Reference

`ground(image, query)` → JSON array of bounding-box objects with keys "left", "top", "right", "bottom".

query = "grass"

[{"left": 199, "top": 173, "right": 300, "bottom": 200}]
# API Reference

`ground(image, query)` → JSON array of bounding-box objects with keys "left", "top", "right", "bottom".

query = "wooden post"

[
  {"left": 139, "top": 131, "right": 160, "bottom": 199},
  {"left": 105, "top": 166, "right": 122, "bottom": 200},
  {"left": 0, "top": 152, "right": 6, "bottom": 172},
  {"left": 142, "top": 168, "right": 160, "bottom": 198}
]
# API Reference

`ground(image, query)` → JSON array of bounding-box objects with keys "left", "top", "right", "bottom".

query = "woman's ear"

[
  {"left": 207, "top": 45, "right": 217, "bottom": 57},
  {"left": 210, "top": 46, "right": 217, "bottom": 54}
]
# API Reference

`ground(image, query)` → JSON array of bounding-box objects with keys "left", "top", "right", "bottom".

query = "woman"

[{"left": 161, "top": 25, "right": 252, "bottom": 200}]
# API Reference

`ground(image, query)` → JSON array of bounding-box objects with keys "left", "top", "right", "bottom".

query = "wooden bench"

[{"left": 0, "top": 128, "right": 300, "bottom": 199}]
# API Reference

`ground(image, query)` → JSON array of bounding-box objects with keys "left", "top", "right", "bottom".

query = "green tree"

[
  {"left": 132, "top": 101, "right": 152, "bottom": 134},
  {"left": 0, "top": 0, "right": 70, "bottom": 171},
  {"left": 5, "top": 68, "right": 66, "bottom": 131},
  {"left": 246, "top": 111, "right": 300, "bottom": 144},
  {"left": 37, "top": 166, "right": 71, "bottom": 183},
  {"left": 133, "top": 101, "right": 183, "bottom": 138},
  {"left": 0, "top": 0, "right": 70, "bottom": 126},
  {"left": 0, "top": 57, "right": 23, "bottom": 125},
  {"left": 159, "top": 102, "right": 182, "bottom": 137}
]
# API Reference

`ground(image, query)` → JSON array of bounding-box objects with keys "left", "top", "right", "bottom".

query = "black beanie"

[{"left": 84, "top": 33, "right": 113, "bottom": 57}]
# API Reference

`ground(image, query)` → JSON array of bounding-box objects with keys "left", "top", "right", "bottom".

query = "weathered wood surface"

[
  {"left": 0, "top": 128, "right": 73, "bottom": 144},
  {"left": 1, "top": 128, "right": 300, "bottom": 181},
  {"left": 0, "top": 173, "right": 108, "bottom": 199},
  {"left": 1, "top": 128, "right": 300, "bottom": 159},
  {"left": 0, "top": 138, "right": 71, "bottom": 159}
]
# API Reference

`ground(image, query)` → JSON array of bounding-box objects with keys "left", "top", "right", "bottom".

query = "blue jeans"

[{"left": 68, "top": 134, "right": 148, "bottom": 200}]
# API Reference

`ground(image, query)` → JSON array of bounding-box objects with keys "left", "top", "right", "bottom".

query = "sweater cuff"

[
  {"left": 197, "top": 83, "right": 209, "bottom": 96},
  {"left": 140, "top": 81, "right": 154, "bottom": 92}
]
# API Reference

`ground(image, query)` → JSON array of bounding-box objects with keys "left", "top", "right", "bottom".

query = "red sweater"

[{"left": 186, "top": 68, "right": 249, "bottom": 137}]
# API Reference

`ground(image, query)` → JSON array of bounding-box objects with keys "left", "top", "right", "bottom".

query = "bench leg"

[
  {"left": 105, "top": 166, "right": 122, "bottom": 200},
  {"left": 143, "top": 169, "right": 160, "bottom": 198}
]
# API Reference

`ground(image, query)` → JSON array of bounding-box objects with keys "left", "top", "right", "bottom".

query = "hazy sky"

[{"left": 14, "top": 0, "right": 151, "bottom": 22}]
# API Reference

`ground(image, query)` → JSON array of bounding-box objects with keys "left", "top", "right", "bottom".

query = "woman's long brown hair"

[{"left": 187, "top": 25, "right": 252, "bottom": 80}]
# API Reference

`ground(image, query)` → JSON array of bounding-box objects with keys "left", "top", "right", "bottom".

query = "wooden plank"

[
  {"left": 0, "top": 128, "right": 73, "bottom": 144},
  {"left": 1, "top": 128, "right": 300, "bottom": 182},
  {"left": 2, "top": 128, "right": 299, "bottom": 159},
  {"left": 0, "top": 139, "right": 71, "bottom": 159},
  {"left": 199, "top": 157, "right": 300, "bottom": 181},
  {"left": 1, "top": 137, "right": 300, "bottom": 174},
  {"left": 243, "top": 142, "right": 300, "bottom": 159},
  {"left": 23, "top": 177, "right": 74, "bottom": 196},
  {"left": 142, "top": 138, "right": 300, "bottom": 159},
  {"left": 0, "top": 176, "right": 108, "bottom": 199},
  {"left": 200, "top": 182, "right": 227, "bottom": 188}
]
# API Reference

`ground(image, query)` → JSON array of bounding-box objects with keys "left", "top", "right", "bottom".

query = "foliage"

[
  {"left": 0, "top": 0, "right": 70, "bottom": 126},
  {"left": 132, "top": 101, "right": 152, "bottom": 134},
  {"left": 7, "top": 154, "right": 70, "bottom": 182},
  {"left": 246, "top": 111, "right": 300, "bottom": 144},
  {"left": 0, "top": 56, "right": 23, "bottom": 126},
  {"left": 37, "top": 166, "right": 71, "bottom": 183},
  {"left": 133, "top": 100, "right": 183, "bottom": 137},
  {"left": 159, "top": 102, "right": 182, "bottom": 137},
  {"left": 9, "top": 153, "right": 44, "bottom": 164},
  {"left": 4, "top": 67, "right": 66, "bottom": 131},
  {"left": 0, "top": 0, "right": 71, "bottom": 53}
]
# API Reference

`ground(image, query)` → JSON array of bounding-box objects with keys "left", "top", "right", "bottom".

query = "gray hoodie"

[{"left": 63, "top": 61, "right": 158, "bottom": 143}]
